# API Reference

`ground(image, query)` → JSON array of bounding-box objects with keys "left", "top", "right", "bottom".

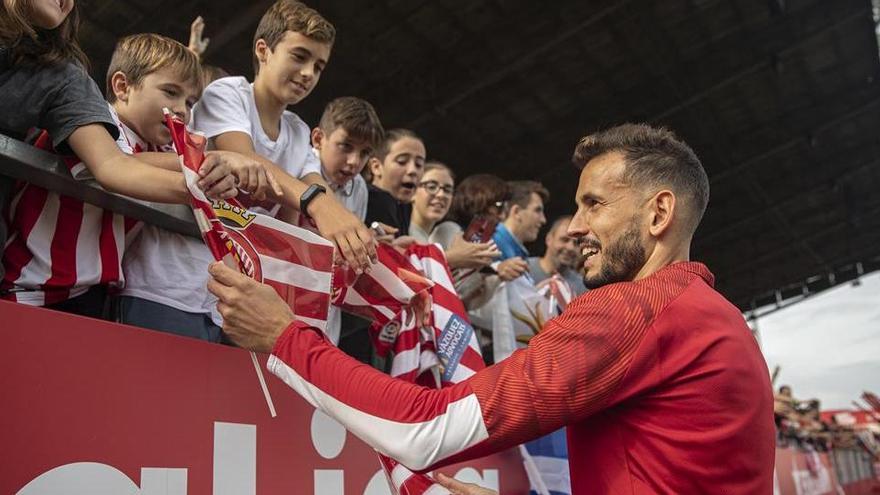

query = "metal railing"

[{"left": 0, "top": 133, "right": 199, "bottom": 237}]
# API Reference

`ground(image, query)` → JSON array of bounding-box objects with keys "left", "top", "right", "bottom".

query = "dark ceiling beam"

[
  {"left": 710, "top": 95, "right": 880, "bottom": 185},
  {"left": 648, "top": 7, "right": 866, "bottom": 124},
  {"left": 533, "top": 0, "right": 869, "bottom": 187},
  {"left": 715, "top": 199, "right": 880, "bottom": 285},
  {"left": 406, "top": 0, "right": 633, "bottom": 128},
  {"left": 725, "top": 241, "right": 880, "bottom": 309},
  {"left": 695, "top": 158, "right": 880, "bottom": 250}
]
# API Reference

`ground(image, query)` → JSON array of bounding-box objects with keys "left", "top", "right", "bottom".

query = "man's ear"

[
  {"left": 110, "top": 71, "right": 131, "bottom": 103},
  {"left": 254, "top": 39, "right": 269, "bottom": 67},
  {"left": 507, "top": 203, "right": 521, "bottom": 222},
  {"left": 311, "top": 127, "right": 324, "bottom": 149},
  {"left": 648, "top": 190, "right": 676, "bottom": 237},
  {"left": 368, "top": 157, "right": 382, "bottom": 182}
]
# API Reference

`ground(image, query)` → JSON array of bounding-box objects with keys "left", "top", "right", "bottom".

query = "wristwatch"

[{"left": 300, "top": 184, "right": 327, "bottom": 214}]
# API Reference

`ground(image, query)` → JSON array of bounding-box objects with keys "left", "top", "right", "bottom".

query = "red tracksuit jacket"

[{"left": 269, "top": 261, "right": 775, "bottom": 494}]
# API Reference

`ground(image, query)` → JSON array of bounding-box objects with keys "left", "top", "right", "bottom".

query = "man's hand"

[
  {"left": 196, "top": 154, "right": 238, "bottom": 200},
  {"left": 445, "top": 236, "right": 500, "bottom": 270},
  {"left": 206, "top": 150, "right": 283, "bottom": 201},
  {"left": 207, "top": 262, "right": 294, "bottom": 352},
  {"left": 309, "top": 194, "right": 377, "bottom": 273},
  {"left": 188, "top": 16, "right": 210, "bottom": 57},
  {"left": 434, "top": 473, "right": 498, "bottom": 495},
  {"left": 496, "top": 257, "right": 529, "bottom": 281}
]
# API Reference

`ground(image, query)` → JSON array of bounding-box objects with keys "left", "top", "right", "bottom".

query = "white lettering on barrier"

[
  {"left": 16, "top": 462, "right": 186, "bottom": 495},
  {"left": 213, "top": 422, "right": 256, "bottom": 495},
  {"left": 14, "top": 421, "right": 499, "bottom": 494},
  {"left": 311, "top": 409, "right": 347, "bottom": 459},
  {"left": 315, "top": 469, "right": 345, "bottom": 494}
]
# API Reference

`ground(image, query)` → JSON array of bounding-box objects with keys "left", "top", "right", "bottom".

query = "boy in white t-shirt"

[
  {"left": 312, "top": 96, "right": 384, "bottom": 222},
  {"left": 113, "top": 34, "right": 278, "bottom": 340},
  {"left": 193, "top": 0, "right": 376, "bottom": 272},
  {"left": 310, "top": 96, "right": 384, "bottom": 344}
]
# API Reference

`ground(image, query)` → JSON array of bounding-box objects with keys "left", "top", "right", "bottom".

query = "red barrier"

[
  {"left": 0, "top": 301, "right": 530, "bottom": 494},
  {"left": 774, "top": 447, "right": 843, "bottom": 495}
]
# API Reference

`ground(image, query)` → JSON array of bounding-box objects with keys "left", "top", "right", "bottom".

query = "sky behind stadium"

[{"left": 758, "top": 271, "right": 880, "bottom": 410}]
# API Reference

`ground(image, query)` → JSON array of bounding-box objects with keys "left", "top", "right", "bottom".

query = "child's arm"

[
  {"left": 136, "top": 150, "right": 282, "bottom": 200},
  {"left": 213, "top": 131, "right": 376, "bottom": 271},
  {"left": 67, "top": 123, "right": 237, "bottom": 203}
]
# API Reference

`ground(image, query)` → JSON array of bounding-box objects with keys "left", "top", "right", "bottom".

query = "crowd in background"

[{"left": 0, "top": 0, "right": 588, "bottom": 366}]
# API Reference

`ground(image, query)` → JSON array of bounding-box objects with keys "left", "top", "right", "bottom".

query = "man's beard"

[{"left": 582, "top": 221, "right": 647, "bottom": 289}]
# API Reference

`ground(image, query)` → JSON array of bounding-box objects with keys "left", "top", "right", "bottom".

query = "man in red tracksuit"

[{"left": 208, "top": 123, "right": 775, "bottom": 494}]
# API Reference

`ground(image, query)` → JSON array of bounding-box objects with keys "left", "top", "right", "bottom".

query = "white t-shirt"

[
  {"left": 122, "top": 76, "right": 321, "bottom": 324},
  {"left": 314, "top": 148, "right": 368, "bottom": 222},
  {"left": 314, "top": 148, "right": 368, "bottom": 344}
]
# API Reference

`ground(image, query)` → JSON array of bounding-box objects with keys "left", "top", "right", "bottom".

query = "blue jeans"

[{"left": 119, "top": 296, "right": 223, "bottom": 343}]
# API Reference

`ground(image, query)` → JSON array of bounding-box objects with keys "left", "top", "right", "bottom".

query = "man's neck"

[
  {"left": 253, "top": 77, "right": 286, "bottom": 141},
  {"left": 538, "top": 255, "right": 559, "bottom": 276},
  {"left": 502, "top": 219, "right": 526, "bottom": 245},
  {"left": 634, "top": 242, "right": 691, "bottom": 281}
]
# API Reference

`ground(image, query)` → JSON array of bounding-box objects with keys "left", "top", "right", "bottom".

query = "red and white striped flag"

[
  {"left": 373, "top": 243, "right": 488, "bottom": 494},
  {"left": 164, "top": 110, "right": 335, "bottom": 329},
  {"left": 332, "top": 243, "right": 433, "bottom": 326}
]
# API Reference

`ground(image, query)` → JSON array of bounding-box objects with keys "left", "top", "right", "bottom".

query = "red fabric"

[
  {"left": 164, "top": 112, "right": 334, "bottom": 328},
  {"left": 2, "top": 131, "right": 138, "bottom": 304},
  {"left": 271, "top": 261, "right": 775, "bottom": 494}
]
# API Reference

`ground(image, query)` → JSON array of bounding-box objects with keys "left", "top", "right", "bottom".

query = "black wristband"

[{"left": 299, "top": 183, "right": 327, "bottom": 215}]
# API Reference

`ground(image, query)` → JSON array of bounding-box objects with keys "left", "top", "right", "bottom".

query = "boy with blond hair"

[
  {"left": 108, "top": 33, "right": 278, "bottom": 340},
  {"left": 1, "top": 30, "right": 250, "bottom": 318},
  {"left": 312, "top": 96, "right": 384, "bottom": 222},
  {"left": 193, "top": 0, "right": 376, "bottom": 273}
]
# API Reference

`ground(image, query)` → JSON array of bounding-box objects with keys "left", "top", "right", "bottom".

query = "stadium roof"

[{"left": 79, "top": 0, "right": 880, "bottom": 310}]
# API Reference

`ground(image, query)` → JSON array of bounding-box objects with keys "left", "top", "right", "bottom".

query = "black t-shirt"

[
  {"left": 0, "top": 47, "right": 118, "bottom": 153},
  {"left": 365, "top": 184, "right": 412, "bottom": 236}
]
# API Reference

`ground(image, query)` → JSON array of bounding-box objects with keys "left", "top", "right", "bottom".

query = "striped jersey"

[{"left": 2, "top": 105, "right": 145, "bottom": 306}]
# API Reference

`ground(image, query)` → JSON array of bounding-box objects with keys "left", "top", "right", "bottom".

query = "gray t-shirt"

[
  {"left": 527, "top": 256, "right": 588, "bottom": 296},
  {"left": 0, "top": 47, "right": 117, "bottom": 153},
  {"left": 0, "top": 47, "right": 117, "bottom": 282}
]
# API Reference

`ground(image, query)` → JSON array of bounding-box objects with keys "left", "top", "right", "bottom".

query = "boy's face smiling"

[
  {"left": 112, "top": 67, "right": 200, "bottom": 145},
  {"left": 257, "top": 31, "right": 330, "bottom": 106},
  {"left": 313, "top": 127, "right": 372, "bottom": 188}
]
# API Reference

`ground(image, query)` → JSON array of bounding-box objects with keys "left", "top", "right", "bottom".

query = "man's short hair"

[
  {"left": 318, "top": 97, "right": 385, "bottom": 151},
  {"left": 253, "top": 0, "right": 335, "bottom": 74},
  {"left": 507, "top": 180, "right": 549, "bottom": 211},
  {"left": 106, "top": 33, "right": 202, "bottom": 103},
  {"left": 547, "top": 215, "right": 572, "bottom": 237},
  {"left": 572, "top": 123, "right": 710, "bottom": 231}
]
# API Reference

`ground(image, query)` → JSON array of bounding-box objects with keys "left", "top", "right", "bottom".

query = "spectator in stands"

[
  {"left": 310, "top": 96, "right": 384, "bottom": 346},
  {"left": 115, "top": 34, "right": 277, "bottom": 340},
  {"left": 491, "top": 180, "right": 549, "bottom": 280},
  {"left": 312, "top": 97, "right": 384, "bottom": 222},
  {"left": 365, "top": 129, "right": 426, "bottom": 235},
  {"left": 529, "top": 215, "right": 587, "bottom": 296},
  {"left": 409, "top": 162, "right": 499, "bottom": 270},
  {"left": 447, "top": 173, "right": 509, "bottom": 230},
  {"left": 442, "top": 174, "right": 514, "bottom": 309},
  {"left": 0, "top": 2, "right": 246, "bottom": 317},
  {"left": 192, "top": 0, "right": 376, "bottom": 273}
]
